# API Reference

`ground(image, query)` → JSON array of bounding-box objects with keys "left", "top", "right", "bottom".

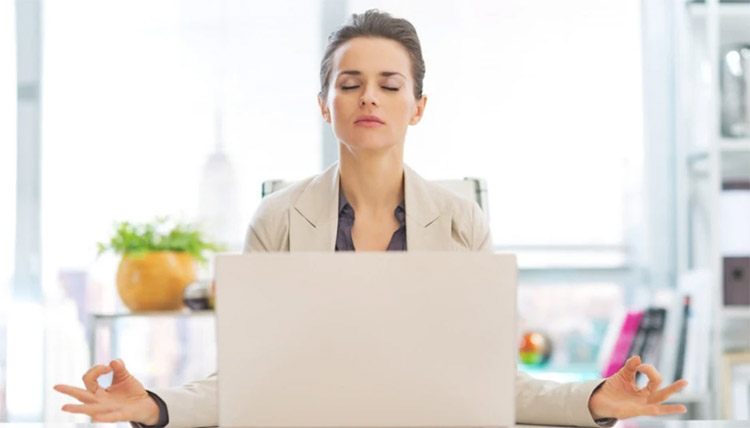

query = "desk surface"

[{"left": 0, "top": 421, "right": 748, "bottom": 428}]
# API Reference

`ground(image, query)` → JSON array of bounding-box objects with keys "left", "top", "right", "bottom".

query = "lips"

[{"left": 354, "top": 115, "right": 385, "bottom": 126}]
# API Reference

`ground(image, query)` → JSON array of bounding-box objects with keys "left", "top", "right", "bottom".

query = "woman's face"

[{"left": 319, "top": 37, "right": 427, "bottom": 153}]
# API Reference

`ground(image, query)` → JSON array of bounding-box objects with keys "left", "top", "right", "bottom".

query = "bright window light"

[{"left": 348, "top": 0, "right": 644, "bottom": 251}]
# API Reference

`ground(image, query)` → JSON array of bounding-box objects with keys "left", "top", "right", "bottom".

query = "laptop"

[{"left": 215, "top": 252, "right": 517, "bottom": 427}]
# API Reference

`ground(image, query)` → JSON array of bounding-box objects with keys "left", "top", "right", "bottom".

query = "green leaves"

[{"left": 97, "top": 217, "right": 224, "bottom": 263}]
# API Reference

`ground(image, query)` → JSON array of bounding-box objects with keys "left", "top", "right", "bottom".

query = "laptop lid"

[{"left": 216, "top": 252, "right": 517, "bottom": 427}]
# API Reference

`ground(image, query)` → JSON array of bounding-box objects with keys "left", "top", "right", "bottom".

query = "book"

[
  {"left": 655, "top": 290, "right": 688, "bottom": 385},
  {"left": 721, "top": 352, "right": 750, "bottom": 419},
  {"left": 673, "top": 295, "right": 691, "bottom": 381},
  {"left": 627, "top": 309, "right": 650, "bottom": 360},
  {"left": 635, "top": 307, "right": 667, "bottom": 387},
  {"left": 603, "top": 310, "right": 644, "bottom": 377},
  {"left": 680, "top": 270, "right": 713, "bottom": 392}
]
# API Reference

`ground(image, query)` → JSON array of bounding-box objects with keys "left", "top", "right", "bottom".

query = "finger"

[
  {"left": 82, "top": 365, "right": 112, "bottom": 392},
  {"left": 109, "top": 359, "right": 132, "bottom": 384},
  {"left": 61, "top": 403, "right": 109, "bottom": 416},
  {"left": 636, "top": 363, "right": 663, "bottom": 392},
  {"left": 621, "top": 355, "right": 642, "bottom": 377},
  {"left": 657, "top": 404, "right": 688, "bottom": 415},
  {"left": 53, "top": 384, "right": 97, "bottom": 404},
  {"left": 654, "top": 379, "right": 689, "bottom": 403}
]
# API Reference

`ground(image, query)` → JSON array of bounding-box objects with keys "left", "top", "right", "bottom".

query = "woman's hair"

[{"left": 319, "top": 9, "right": 425, "bottom": 101}]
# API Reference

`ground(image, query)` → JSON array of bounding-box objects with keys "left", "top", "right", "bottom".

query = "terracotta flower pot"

[{"left": 116, "top": 251, "right": 197, "bottom": 311}]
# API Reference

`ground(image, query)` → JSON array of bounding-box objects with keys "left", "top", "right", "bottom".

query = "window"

[
  {"left": 39, "top": 0, "right": 323, "bottom": 420},
  {"left": 0, "top": 0, "right": 16, "bottom": 421},
  {"left": 347, "top": 0, "right": 643, "bottom": 268}
]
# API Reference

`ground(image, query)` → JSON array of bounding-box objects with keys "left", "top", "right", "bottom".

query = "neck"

[{"left": 338, "top": 144, "right": 404, "bottom": 216}]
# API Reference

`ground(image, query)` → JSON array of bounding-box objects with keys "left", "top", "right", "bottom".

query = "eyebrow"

[{"left": 337, "top": 70, "right": 406, "bottom": 79}]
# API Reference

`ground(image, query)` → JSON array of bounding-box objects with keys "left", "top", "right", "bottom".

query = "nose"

[{"left": 359, "top": 84, "right": 378, "bottom": 107}]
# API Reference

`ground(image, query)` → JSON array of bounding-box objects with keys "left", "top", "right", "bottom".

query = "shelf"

[
  {"left": 518, "top": 364, "right": 600, "bottom": 383},
  {"left": 720, "top": 139, "right": 750, "bottom": 150},
  {"left": 688, "top": 2, "right": 750, "bottom": 18},
  {"left": 666, "top": 391, "right": 712, "bottom": 403},
  {"left": 686, "top": 147, "right": 750, "bottom": 181},
  {"left": 688, "top": 2, "right": 750, "bottom": 44},
  {"left": 686, "top": 140, "right": 750, "bottom": 156},
  {"left": 91, "top": 309, "right": 215, "bottom": 320},
  {"left": 722, "top": 150, "right": 750, "bottom": 181},
  {"left": 722, "top": 306, "right": 750, "bottom": 318}
]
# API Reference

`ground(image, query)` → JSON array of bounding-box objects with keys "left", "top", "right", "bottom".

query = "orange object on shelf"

[{"left": 116, "top": 251, "right": 197, "bottom": 311}]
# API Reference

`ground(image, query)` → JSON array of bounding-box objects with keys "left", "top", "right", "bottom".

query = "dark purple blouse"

[{"left": 334, "top": 188, "right": 406, "bottom": 251}]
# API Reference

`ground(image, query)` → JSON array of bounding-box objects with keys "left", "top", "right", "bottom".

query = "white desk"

[{"left": 1, "top": 421, "right": 748, "bottom": 428}]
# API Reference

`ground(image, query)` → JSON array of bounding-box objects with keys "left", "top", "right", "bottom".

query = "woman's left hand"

[{"left": 588, "top": 355, "right": 689, "bottom": 420}]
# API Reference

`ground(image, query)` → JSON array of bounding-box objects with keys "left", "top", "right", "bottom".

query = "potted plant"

[{"left": 98, "top": 217, "right": 222, "bottom": 312}]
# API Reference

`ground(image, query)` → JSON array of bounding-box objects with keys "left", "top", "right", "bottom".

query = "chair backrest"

[{"left": 261, "top": 177, "right": 490, "bottom": 220}]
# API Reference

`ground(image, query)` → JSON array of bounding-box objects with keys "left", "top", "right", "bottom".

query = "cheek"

[
  {"left": 392, "top": 97, "right": 416, "bottom": 123},
  {"left": 330, "top": 95, "right": 352, "bottom": 119}
]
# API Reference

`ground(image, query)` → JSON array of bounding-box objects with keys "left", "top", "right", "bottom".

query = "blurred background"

[{"left": 2, "top": 0, "right": 749, "bottom": 423}]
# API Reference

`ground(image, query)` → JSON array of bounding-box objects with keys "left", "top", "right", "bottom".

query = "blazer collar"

[
  {"left": 290, "top": 162, "right": 443, "bottom": 251},
  {"left": 403, "top": 164, "right": 441, "bottom": 228},
  {"left": 403, "top": 164, "right": 445, "bottom": 251},
  {"left": 293, "top": 162, "right": 340, "bottom": 228}
]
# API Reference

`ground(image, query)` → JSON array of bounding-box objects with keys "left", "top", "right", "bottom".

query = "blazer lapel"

[
  {"left": 290, "top": 163, "right": 340, "bottom": 251},
  {"left": 290, "top": 162, "right": 449, "bottom": 252},
  {"left": 404, "top": 164, "right": 451, "bottom": 251}
]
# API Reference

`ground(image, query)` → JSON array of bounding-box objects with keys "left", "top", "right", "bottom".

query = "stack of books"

[{"left": 600, "top": 292, "right": 708, "bottom": 390}]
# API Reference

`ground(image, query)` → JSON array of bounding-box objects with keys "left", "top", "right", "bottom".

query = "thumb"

[{"left": 110, "top": 359, "right": 132, "bottom": 383}]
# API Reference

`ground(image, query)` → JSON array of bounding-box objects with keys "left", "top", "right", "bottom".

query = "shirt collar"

[{"left": 338, "top": 186, "right": 406, "bottom": 224}]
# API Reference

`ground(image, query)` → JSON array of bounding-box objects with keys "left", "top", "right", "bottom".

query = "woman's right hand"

[{"left": 54, "top": 359, "right": 160, "bottom": 424}]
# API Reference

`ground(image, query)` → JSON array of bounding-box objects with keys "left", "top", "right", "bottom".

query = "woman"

[{"left": 54, "top": 10, "right": 688, "bottom": 427}]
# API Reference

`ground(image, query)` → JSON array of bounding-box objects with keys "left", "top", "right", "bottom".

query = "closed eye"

[
  {"left": 382, "top": 86, "right": 399, "bottom": 91},
  {"left": 341, "top": 85, "right": 360, "bottom": 90}
]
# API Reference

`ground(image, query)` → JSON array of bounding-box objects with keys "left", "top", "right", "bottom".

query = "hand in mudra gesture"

[
  {"left": 54, "top": 359, "right": 160, "bottom": 424},
  {"left": 589, "top": 355, "right": 689, "bottom": 420}
]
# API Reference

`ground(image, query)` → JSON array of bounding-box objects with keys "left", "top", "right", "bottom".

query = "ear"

[
  {"left": 409, "top": 95, "right": 428, "bottom": 126},
  {"left": 318, "top": 95, "right": 331, "bottom": 123}
]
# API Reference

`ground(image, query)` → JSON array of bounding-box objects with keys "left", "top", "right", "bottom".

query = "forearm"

[
  {"left": 148, "top": 373, "right": 218, "bottom": 428},
  {"left": 515, "top": 371, "right": 613, "bottom": 427}
]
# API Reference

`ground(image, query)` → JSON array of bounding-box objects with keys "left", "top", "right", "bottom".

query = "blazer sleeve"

[
  {"left": 470, "top": 202, "right": 492, "bottom": 251},
  {"left": 148, "top": 374, "right": 219, "bottom": 428},
  {"left": 516, "top": 372, "right": 613, "bottom": 427}
]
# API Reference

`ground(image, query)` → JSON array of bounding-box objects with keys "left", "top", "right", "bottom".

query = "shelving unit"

[
  {"left": 675, "top": 0, "right": 750, "bottom": 419},
  {"left": 88, "top": 310, "right": 217, "bottom": 390},
  {"left": 88, "top": 309, "right": 215, "bottom": 366}
]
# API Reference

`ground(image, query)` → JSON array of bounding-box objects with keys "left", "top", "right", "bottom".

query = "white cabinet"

[{"left": 674, "top": 0, "right": 750, "bottom": 419}]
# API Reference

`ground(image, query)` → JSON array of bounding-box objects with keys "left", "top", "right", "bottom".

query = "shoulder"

[
  {"left": 243, "top": 174, "right": 317, "bottom": 252},
  {"left": 254, "top": 176, "right": 314, "bottom": 220},
  {"left": 431, "top": 184, "right": 491, "bottom": 252},
  {"left": 423, "top": 179, "right": 479, "bottom": 218},
  {"left": 406, "top": 167, "right": 492, "bottom": 251}
]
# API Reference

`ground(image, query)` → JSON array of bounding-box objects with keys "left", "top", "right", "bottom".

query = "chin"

[
  {"left": 345, "top": 139, "right": 398, "bottom": 152},
  {"left": 339, "top": 131, "right": 399, "bottom": 152}
]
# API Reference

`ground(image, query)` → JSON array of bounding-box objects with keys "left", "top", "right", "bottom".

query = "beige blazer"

[{"left": 152, "top": 163, "right": 607, "bottom": 428}]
